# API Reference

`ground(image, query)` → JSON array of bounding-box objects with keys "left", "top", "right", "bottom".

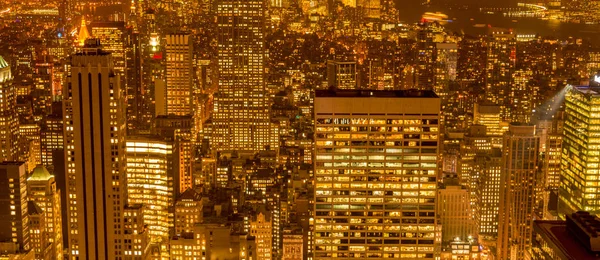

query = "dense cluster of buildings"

[{"left": 1, "top": 0, "right": 600, "bottom": 259}]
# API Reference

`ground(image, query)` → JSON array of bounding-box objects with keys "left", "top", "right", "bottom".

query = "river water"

[{"left": 395, "top": 1, "right": 600, "bottom": 43}]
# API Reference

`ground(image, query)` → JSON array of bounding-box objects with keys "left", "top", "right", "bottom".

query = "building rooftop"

[
  {"left": 28, "top": 165, "right": 53, "bottom": 181},
  {"left": 534, "top": 220, "right": 600, "bottom": 260},
  {"left": 315, "top": 89, "right": 438, "bottom": 98}
]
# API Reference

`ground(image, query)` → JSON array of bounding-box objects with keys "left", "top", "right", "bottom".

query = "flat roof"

[
  {"left": 573, "top": 85, "right": 600, "bottom": 96},
  {"left": 534, "top": 221, "right": 600, "bottom": 260},
  {"left": 315, "top": 89, "right": 438, "bottom": 98}
]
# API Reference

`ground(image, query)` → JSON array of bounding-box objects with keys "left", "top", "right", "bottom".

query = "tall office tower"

[
  {"left": 33, "top": 56, "right": 54, "bottom": 119},
  {"left": 508, "top": 69, "right": 534, "bottom": 123},
  {"left": 213, "top": 0, "right": 271, "bottom": 153},
  {"left": 560, "top": 84, "right": 600, "bottom": 215},
  {"left": 473, "top": 103, "right": 509, "bottom": 148},
  {"left": 314, "top": 89, "right": 440, "bottom": 259},
  {"left": 0, "top": 56, "right": 19, "bottom": 161},
  {"left": 41, "top": 114, "right": 64, "bottom": 172},
  {"left": 126, "top": 137, "right": 173, "bottom": 242},
  {"left": 63, "top": 39, "right": 127, "bottom": 259},
  {"left": 27, "top": 165, "right": 63, "bottom": 260},
  {"left": 0, "top": 162, "right": 29, "bottom": 252},
  {"left": 473, "top": 149, "right": 502, "bottom": 239},
  {"left": 437, "top": 180, "right": 472, "bottom": 244},
  {"left": 485, "top": 28, "right": 516, "bottom": 119},
  {"left": 90, "top": 22, "right": 126, "bottom": 80},
  {"left": 497, "top": 124, "right": 540, "bottom": 260},
  {"left": 162, "top": 34, "right": 193, "bottom": 116},
  {"left": 434, "top": 43, "right": 458, "bottom": 105},
  {"left": 458, "top": 125, "right": 492, "bottom": 189},
  {"left": 154, "top": 115, "right": 195, "bottom": 195},
  {"left": 415, "top": 23, "right": 436, "bottom": 90},
  {"left": 327, "top": 58, "right": 358, "bottom": 89}
]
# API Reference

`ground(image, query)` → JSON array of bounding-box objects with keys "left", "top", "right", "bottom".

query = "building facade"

[
  {"left": 213, "top": 0, "right": 271, "bottom": 152},
  {"left": 314, "top": 89, "right": 440, "bottom": 259},
  {"left": 63, "top": 39, "right": 127, "bottom": 259}
]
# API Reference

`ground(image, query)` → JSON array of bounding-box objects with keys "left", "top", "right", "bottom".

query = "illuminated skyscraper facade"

[
  {"left": 27, "top": 165, "right": 63, "bottom": 260},
  {"left": 560, "top": 85, "right": 600, "bottom": 215},
  {"left": 0, "top": 56, "right": 19, "bottom": 161},
  {"left": 126, "top": 138, "right": 173, "bottom": 242},
  {"left": 0, "top": 162, "right": 29, "bottom": 252},
  {"left": 64, "top": 39, "right": 127, "bottom": 259},
  {"left": 314, "top": 89, "right": 440, "bottom": 259},
  {"left": 90, "top": 22, "right": 127, "bottom": 85},
  {"left": 164, "top": 34, "right": 193, "bottom": 116},
  {"left": 485, "top": 28, "right": 516, "bottom": 119},
  {"left": 213, "top": 0, "right": 271, "bottom": 152},
  {"left": 497, "top": 124, "right": 540, "bottom": 260}
]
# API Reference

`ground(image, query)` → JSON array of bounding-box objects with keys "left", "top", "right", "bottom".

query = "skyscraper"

[
  {"left": 126, "top": 137, "right": 173, "bottom": 242},
  {"left": 213, "top": 0, "right": 271, "bottom": 152},
  {"left": 0, "top": 56, "right": 19, "bottom": 161},
  {"left": 164, "top": 33, "right": 193, "bottom": 116},
  {"left": 485, "top": 28, "right": 516, "bottom": 119},
  {"left": 497, "top": 124, "right": 540, "bottom": 260},
  {"left": 560, "top": 84, "right": 600, "bottom": 215},
  {"left": 313, "top": 89, "right": 440, "bottom": 259},
  {"left": 63, "top": 39, "right": 127, "bottom": 259},
  {"left": 27, "top": 165, "right": 63, "bottom": 260},
  {"left": 0, "top": 162, "right": 29, "bottom": 252}
]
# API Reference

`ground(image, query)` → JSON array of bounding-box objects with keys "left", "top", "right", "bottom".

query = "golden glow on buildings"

[
  {"left": 64, "top": 40, "right": 127, "bottom": 258},
  {"left": 213, "top": 0, "right": 272, "bottom": 152},
  {"left": 497, "top": 124, "right": 539, "bottom": 259},
  {"left": 0, "top": 55, "right": 18, "bottom": 162},
  {"left": 126, "top": 138, "right": 173, "bottom": 242},
  {"left": 251, "top": 212, "right": 273, "bottom": 260},
  {"left": 314, "top": 90, "right": 440, "bottom": 259},
  {"left": 164, "top": 34, "right": 193, "bottom": 116},
  {"left": 560, "top": 85, "right": 600, "bottom": 215},
  {"left": 77, "top": 17, "right": 90, "bottom": 47},
  {"left": 27, "top": 165, "right": 63, "bottom": 260}
]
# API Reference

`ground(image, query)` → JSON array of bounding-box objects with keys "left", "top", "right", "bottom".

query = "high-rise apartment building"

[
  {"left": 473, "top": 150, "right": 502, "bottom": 239},
  {"left": 560, "top": 85, "right": 600, "bottom": 215},
  {"left": 126, "top": 137, "right": 173, "bottom": 242},
  {"left": 314, "top": 89, "right": 440, "bottom": 259},
  {"left": 213, "top": 0, "right": 271, "bottom": 152},
  {"left": 0, "top": 56, "right": 19, "bottom": 161},
  {"left": 163, "top": 34, "right": 193, "bottom": 116},
  {"left": 0, "top": 162, "right": 29, "bottom": 252},
  {"left": 27, "top": 165, "right": 63, "bottom": 260},
  {"left": 63, "top": 39, "right": 127, "bottom": 259},
  {"left": 497, "top": 124, "right": 540, "bottom": 260}
]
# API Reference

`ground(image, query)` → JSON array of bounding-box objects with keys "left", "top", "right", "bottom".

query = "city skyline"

[{"left": 0, "top": 0, "right": 600, "bottom": 259}]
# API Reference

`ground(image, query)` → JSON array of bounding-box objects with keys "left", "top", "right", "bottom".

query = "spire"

[{"left": 78, "top": 16, "right": 90, "bottom": 47}]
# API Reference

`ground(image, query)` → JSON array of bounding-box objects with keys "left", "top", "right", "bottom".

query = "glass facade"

[{"left": 560, "top": 86, "right": 600, "bottom": 215}]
